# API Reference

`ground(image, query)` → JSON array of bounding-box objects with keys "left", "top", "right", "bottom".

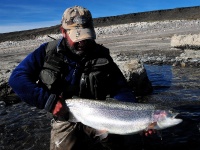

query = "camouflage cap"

[{"left": 61, "top": 6, "right": 96, "bottom": 42}]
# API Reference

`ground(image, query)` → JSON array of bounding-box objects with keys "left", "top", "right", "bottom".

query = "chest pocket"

[
  {"left": 39, "top": 51, "right": 68, "bottom": 94},
  {"left": 79, "top": 58, "right": 113, "bottom": 100}
]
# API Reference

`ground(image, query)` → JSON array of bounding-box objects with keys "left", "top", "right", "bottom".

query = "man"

[{"left": 9, "top": 5, "right": 152, "bottom": 150}]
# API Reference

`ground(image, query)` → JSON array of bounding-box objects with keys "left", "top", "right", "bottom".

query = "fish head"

[{"left": 152, "top": 110, "right": 183, "bottom": 130}]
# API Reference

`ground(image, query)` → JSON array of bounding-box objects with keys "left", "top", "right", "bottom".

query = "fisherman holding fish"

[{"left": 9, "top": 5, "right": 157, "bottom": 150}]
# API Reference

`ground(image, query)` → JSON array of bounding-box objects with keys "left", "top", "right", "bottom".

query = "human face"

[{"left": 62, "top": 29, "right": 95, "bottom": 57}]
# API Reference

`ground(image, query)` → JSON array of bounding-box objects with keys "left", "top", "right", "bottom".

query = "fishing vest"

[{"left": 39, "top": 40, "right": 114, "bottom": 100}]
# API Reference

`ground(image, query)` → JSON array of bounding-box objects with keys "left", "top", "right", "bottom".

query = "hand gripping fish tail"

[{"left": 65, "top": 98, "right": 183, "bottom": 135}]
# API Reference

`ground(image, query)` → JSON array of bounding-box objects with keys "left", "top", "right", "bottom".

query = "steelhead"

[{"left": 65, "top": 98, "right": 182, "bottom": 135}]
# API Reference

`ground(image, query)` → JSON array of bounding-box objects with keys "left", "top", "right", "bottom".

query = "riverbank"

[{"left": 1, "top": 19, "right": 200, "bottom": 103}]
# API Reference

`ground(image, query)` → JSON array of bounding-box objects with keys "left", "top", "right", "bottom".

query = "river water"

[{"left": 0, "top": 65, "right": 200, "bottom": 150}]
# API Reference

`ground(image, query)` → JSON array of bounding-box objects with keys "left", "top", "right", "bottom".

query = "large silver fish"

[{"left": 65, "top": 98, "right": 182, "bottom": 135}]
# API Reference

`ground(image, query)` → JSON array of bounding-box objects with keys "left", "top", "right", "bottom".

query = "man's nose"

[{"left": 77, "top": 40, "right": 87, "bottom": 46}]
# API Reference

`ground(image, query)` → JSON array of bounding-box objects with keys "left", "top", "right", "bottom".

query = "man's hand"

[
  {"left": 45, "top": 94, "right": 69, "bottom": 118},
  {"left": 141, "top": 122, "right": 157, "bottom": 136},
  {"left": 143, "top": 129, "right": 156, "bottom": 136},
  {"left": 52, "top": 97, "right": 69, "bottom": 117}
]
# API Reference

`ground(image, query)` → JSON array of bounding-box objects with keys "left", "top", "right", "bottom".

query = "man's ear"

[{"left": 60, "top": 26, "right": 67, "bottom": 38}]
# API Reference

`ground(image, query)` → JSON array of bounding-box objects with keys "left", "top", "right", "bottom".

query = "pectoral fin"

[
  {"left": 95, "top": 130, "right": 108, "bottom": 140},
  {"left": 147, "top": 122, "right": 157, "bottom": 129}
]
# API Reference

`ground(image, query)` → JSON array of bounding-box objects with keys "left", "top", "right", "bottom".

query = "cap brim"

[{"left": 68, "top": 28, "right": 96, "bottom": 42}]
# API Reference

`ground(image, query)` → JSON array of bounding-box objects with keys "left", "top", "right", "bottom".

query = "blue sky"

[{"left": 0, "top": 0, "right": 200, "bottom": 33}]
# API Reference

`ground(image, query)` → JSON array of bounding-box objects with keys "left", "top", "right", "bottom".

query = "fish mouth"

[{"left": 156, "top": 118, "right": 183, "bottom": 130}]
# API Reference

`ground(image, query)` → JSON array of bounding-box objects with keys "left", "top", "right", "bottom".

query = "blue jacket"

[{"left": 9, "top": 38, "right": 136, "bottom": 110}]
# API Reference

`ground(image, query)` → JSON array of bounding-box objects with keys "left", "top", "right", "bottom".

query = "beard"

[{"left": 65, "top": 39, "right": 95, "bottom": 58}]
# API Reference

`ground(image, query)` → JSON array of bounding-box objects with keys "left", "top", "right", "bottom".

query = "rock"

[
  {"left": 0, "top": 101, "right": 6, "bottom": 107},
  {"left": 0, "top": 109, "right": 7, "bottom": 115},
  {"left": 112, "top": 53, "right": 153, "bottom": 96},
  {"left": 1, "top": 93, "right": 21, "bottom": 105},
  {"left": 171, "top": 33, "right": 200, "bottom": 65},
  {"left": 0, "top": 82, "right": 12, "bottom": 98},
  {"left": 181, "top": 49, "right": 200, "bottom": 59},
  {"left": 171, "top": 33, "right": 200, "bottom": 49},
  {"left": 180, "top": 62, "right": 186, "bottom": 67}
]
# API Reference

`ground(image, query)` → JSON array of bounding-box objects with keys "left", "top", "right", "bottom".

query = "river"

[{"left": 0, "top": 65, "right": 200, "bottom": 150}]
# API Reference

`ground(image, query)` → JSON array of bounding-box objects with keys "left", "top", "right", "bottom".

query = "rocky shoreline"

[
  {"left": 1, "top": 18, "right": 200, "bottom": 104},
  {"left": 1, "top": 6, "right": 200, "bottom": 105}
]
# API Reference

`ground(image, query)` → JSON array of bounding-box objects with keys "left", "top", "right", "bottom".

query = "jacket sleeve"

[
  {"left": 8, "top": 43, "right": 51, "bottom": 109},
  {"left": 111, "top": 61, "right": 137, "bottom": 103}
]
